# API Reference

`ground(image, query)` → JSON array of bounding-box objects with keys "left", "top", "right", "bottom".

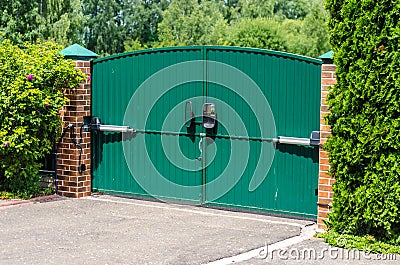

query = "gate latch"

[
  {"left": 202, "top": 103, "right": 217, "bottom": 129},
  {"left": 83, "top": 116, "right": 136, "bottom": 133}
]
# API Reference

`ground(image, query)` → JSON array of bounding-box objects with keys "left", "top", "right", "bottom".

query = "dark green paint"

[{"left": 92, "top": 46, "right": 321, "bottom": 219}]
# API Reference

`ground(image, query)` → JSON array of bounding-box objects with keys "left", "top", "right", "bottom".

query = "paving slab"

[{"left": 0, "top": 195, "right": 312, "bottom": 265}]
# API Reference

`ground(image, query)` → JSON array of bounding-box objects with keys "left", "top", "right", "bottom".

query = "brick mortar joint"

[
  {"left": 57, "top": 62, "right": 92, "bottom": 197},
  {"left": 319, "top": 63, "right": 336, "bottom": 230}
]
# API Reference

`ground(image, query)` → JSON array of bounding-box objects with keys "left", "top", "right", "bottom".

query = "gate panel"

[
  {"left": 92, "top": 46, "right": 321, "bottom": 219},
  {"left": 92, "top": 48, "right": 204, "bottom": 202},
  {"left": 204, "top": 48, "right": 320, "bottom": 218}
]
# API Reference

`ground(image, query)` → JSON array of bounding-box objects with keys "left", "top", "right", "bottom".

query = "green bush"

[
  {"left": 325, "top": 0, "right": 400, "bottom": 244},
  {"left": 226, "top": 18, "right": 288, "bottom": 51},
  {"left": 0, "top": 39, "right": 85, "bottom": 197},
  {"left": 317, "top": 230, "right": 400, "bottom": 254}
]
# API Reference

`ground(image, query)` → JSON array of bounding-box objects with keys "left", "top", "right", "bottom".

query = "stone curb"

[{"left": 0, "top": 194, "right": 61, "bottom": 208}]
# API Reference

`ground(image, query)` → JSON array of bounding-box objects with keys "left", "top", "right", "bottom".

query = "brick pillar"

[
  {"left": 317, "top": 54, "right": 336, "bottom": 230},
  {"left": 57, "top": 61, "right": 91, "bottom": 198},
  {"left": 57, "top": 44, "right": 98, "bottom": 198}
]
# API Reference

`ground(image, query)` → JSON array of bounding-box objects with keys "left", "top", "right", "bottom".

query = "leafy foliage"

[
  {"left": 157, "top": 0, "right": 227, "bottom": 46},
  {"left": 156, "top": 0, "right": 329, "bottom": 57},
  {"left": 225, "top": 18, "right": 287, "bottom": 51},
  {"left": 0, "top": 0, "right": 331, "bottom": 57},
  {"left": 279, "top": 0, "right": 330, "bottom": 57},
  {"left": 0, "top": 0, "right": 86, "bottom": 47},
  {"left": 39, "top": 0, "right": 87, "bottom": 46},
  {"left": 235, "top": 0, "right": 275, "bottom": 20},
  {"left": 0, "top": 0, "right": 41, "bottom": 44},
  {"left": 325, "top": 0, "right": 400, "bottom": 245},
  {"left": 0, "top": 39, "right": 85, "bottom": 196},
  {"left": 83, "top": 0, "right": 125, "bottom": 55},
  {"left": 123, "top": 0, "right": 169, "bottom": 47},
  {"left": 274, "top": 0, "right": 310, "bottom": 19}
]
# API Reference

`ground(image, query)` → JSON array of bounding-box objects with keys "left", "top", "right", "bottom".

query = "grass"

[
  {"left": 316, "top": 230, "right": 400, "bottom": 255},
  {"left": 0, "top": 187, "right": 54, "bottom": 200}
]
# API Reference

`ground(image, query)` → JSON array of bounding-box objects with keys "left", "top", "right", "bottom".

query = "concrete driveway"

[{"left": 0, "top": 195, "right": 398, "bottom": 264}]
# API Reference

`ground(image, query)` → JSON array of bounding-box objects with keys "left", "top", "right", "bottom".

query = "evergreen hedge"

[{"left": 325, "top": 0, "right": 400, "bottom": 244}]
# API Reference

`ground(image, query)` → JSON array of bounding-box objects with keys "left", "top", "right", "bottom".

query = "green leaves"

[
  {"left": 84, "top": 0, "right": 125, "bottom": 55},
  {"left": 325, "top": 0, "right": 400, "bottom": 245},
  {"left": 0, "top": 0, "right": 86, "bottom": 47},
  {"left": 225, "top": 18, "right": 287, "bottom": 51},
  {"left": 155, "top": 0, "right": 330, "bottom": 58},
  {"left": 0, "top": 39, "right": 85, "bottom": 196},
  {"left": 157, "top": 0, "right": 227, "bottom": 46},
  {"left": 317, "top": 230, "right": 400, "bottom": 254},
  {"left": 0, "top": 0, "right": 331, "bottom": 57}
]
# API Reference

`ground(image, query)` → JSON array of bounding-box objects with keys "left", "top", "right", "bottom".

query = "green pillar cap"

[
  {"left": 61, "top": 43, "right": 98, "bottom": 60},
  {"left": 318, "top": 50, "right": 333, "bottom": 64}
]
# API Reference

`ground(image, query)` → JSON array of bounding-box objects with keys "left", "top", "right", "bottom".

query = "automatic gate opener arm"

[
  {"left": 276, "top": 131, "right": 320, "bottom": 147},
  {"left": 99, "top": 125, "right": 136, "bottom": 133},
  {"left": 83, "top": 116, "right": 136, "bottom": 133},
  {"left": 278, "top": 136, "right": 311, "bottom": 146}
]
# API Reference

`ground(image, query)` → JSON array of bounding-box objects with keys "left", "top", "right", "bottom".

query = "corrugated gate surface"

[{"left": 92, "top": 46, "right": 321, "bottom": 219}]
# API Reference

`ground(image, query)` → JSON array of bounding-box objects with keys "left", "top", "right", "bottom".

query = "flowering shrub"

[{"left": 0, "top": 40, "right": 85, "bottom": 197}]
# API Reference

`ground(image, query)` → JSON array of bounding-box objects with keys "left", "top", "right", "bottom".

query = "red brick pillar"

[
  {"left": 317, "top": 53, "right": 336, "bottom": 230},
  {"left": 57, "top": 44, "right": 98, "bottom": 198}
]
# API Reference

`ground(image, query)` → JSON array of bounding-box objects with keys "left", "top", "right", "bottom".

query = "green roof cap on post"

[
  {"left": 61, "top": 44, "right": 98, "bottom": 60},
  {"left": 318, "top": 50, "right": 333, "bottom": 64}
]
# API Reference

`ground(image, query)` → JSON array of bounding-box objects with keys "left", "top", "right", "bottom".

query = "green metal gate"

[{"left": 91, "top": 46, "right": 321, "bottom": 219}]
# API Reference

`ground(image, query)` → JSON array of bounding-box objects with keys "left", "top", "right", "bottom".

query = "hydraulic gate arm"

[
  {"left": 278, "top": 131, "right": 321, "bottom": 147},
  {"left": 83, "top": 116, "right": 136, "bottom": 133},
  {"left": 83, "top": 116, "right": 319, "bottom": 146}
]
